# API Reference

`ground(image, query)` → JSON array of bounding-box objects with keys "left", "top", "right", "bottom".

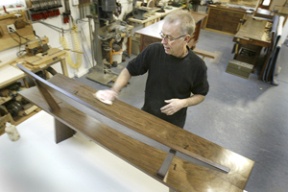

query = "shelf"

[
  {"left": 13, "top": 109, "right": 41, "bottom": 126},
  {"left": 0, "top": 79, "right": 39, "bottom": 128},
  {"left": 0, "top": 96, "right": 12, "bottom": 105}
]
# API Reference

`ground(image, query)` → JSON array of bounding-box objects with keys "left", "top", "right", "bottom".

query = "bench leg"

[{"left": 54, "top": 118, "right": 76, "bottom": 144}]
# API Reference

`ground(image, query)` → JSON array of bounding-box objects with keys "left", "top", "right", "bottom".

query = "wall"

[{"left": 0, "top": 0, "right": 134, "bottom": 78}]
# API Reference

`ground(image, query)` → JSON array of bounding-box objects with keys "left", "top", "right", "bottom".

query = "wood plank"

[
  {"left": 47, "top": 74, "right": 254, "bottom": 189},
  {"left": 19, "top": 64, "right": 230, "bottom": 174},
  {"left": 54, "top": 118, "right": 76, "bottom": 144},
  {"left": 34, "top": 80, "right": 60, "bottom": 112},
  {"left": 193, "top": 48, "right": 217, "bottom": 59},
  {"left": 17, "top": 64, "right": 254, "bottom": 191},
  {"left": 19, "top": 87, "right": 245, "bottom": 192}
]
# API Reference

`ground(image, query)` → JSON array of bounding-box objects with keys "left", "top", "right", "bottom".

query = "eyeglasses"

[{"left": 159, "top": 32, "right": 186, "bottom": 42}]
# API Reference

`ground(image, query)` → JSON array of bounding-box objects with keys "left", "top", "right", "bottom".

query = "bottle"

[{"left": 5, "top": 122, "right": 20, "bottom": 141}]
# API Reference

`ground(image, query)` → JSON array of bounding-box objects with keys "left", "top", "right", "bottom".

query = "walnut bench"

[{"left": 18, "top": 64, "right": 254, "bottom": 192}]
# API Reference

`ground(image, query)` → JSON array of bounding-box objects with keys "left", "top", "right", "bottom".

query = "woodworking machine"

[
  {"left": 25, "top": 36, "right": 49, "bottom": 56},
  {"left": 86, "top": 0, "right": 123, "bottom": 85}
]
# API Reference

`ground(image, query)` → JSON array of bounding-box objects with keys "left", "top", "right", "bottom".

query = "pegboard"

[{"left": 0, "top": 10, "right": 35, "bottom": 52}]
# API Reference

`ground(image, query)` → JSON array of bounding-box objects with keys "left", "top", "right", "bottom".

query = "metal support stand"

[
  {"left": 86, "top": 14, "right": 118, "bottom": 87},
  {"left": 157, "top": 149, "right": 176, "bottom": 178}
]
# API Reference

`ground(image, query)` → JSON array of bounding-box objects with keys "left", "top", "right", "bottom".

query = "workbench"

[
  {"left": 0, "top": 48, "right": 68, "bottom": 89},
  {"left": 0, "top": 48, "right": 68, "bottom": 126},
  {"left": 18, "top": 64, "right": 254, "bottom": 192},
  {"left": 234, "top": 16, "right": 271, "bottom": 48},
  {"left": 232, "top": 16, "right": 272, "bottom": 78}
]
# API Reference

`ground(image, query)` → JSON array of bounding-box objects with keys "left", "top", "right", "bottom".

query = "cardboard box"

[
  {"left": 226, "top": 60, "right": 254, "bottom": 79},
  {"left": 112, "top": 50, "right": 123, "bottom": 64}
]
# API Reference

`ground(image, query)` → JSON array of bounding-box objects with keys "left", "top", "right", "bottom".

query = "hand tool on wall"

[
  {"left": 26, "top": 0, "right": 62, "bottom": 21},
  {"left": 79, "top": 0, "right": 91, "bottom": 19},
  {"left": 63, "top": 0, "right": 71, "bottom": 24}
]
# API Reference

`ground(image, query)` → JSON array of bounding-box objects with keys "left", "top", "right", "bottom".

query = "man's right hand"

[{"left": 93, "top": 90, "right": 118, "bottom": 105}]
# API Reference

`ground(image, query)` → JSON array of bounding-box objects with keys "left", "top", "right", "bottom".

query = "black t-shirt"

[{"left": 127, "top": 43, "right": 209, "bottom": 127}]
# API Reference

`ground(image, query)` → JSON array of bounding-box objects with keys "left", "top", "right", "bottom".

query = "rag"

[{"left": 93, "top": 90, "right": 117, "bottom": 105}]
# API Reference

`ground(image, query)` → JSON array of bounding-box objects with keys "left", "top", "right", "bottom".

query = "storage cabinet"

[
  {"left": 140, "top": 35, "right": 160, "bottom": 52},
  {"left": 205, "top": 5, "right": 246, "bottom": 34},
  {"left": 0, "top": 78, "right": 39, "bottom": 135},
  {"left": 0, "top": 47, "right": 69, "bottom": 135}
]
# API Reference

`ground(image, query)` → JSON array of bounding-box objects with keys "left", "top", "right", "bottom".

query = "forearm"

[
  {"left": 183, "top": 94, "right": 205, "bottom": 108},
  {"left": 111, "top": 68, "right": 131, "bottom": 93}
]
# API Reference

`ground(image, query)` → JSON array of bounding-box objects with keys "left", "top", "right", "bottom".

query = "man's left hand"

[{"left": 160, "top": 99, "right": 186, "bottom": 116}]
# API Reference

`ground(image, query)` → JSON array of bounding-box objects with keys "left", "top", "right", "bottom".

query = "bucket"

[{"left": 112, "top": 50, "right": 123, "bottom": 64}]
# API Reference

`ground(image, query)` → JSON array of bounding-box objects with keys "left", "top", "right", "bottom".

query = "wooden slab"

[
  {"left": 20, "top": 86, "right": 246, "bottom": 192},
  {"left": 48, "top": 74, "right": 254, "bottom": 189},
  {"left": 193, "top": 48, "right": 217, "bottom": 59},
  {"left": 17, "top": 68, "right": 254, "bottom": 191}
]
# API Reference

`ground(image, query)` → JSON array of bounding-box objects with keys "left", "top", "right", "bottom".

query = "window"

[
  {"left": 258, "top": 0, "right": 272, "bottom": 8},
  {"left": 0, "top": 0, "right": 25, "bottom": 8},
  {"left": 262, "top": 0, "right": 271, "bottom": 6}
]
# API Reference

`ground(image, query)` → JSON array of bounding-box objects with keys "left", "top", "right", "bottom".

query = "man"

[{"left": 95, "top": 10, "right": 209, "bottom": 128}]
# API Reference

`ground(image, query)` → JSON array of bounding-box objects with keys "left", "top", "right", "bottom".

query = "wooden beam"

[{"left": 193, "top": 48, "right": 217, "bottom": 59}]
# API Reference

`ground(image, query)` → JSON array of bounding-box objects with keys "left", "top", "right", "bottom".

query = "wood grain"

[
  {"left": 48, "top": 74, "right": 254, "bottom": 189},
  {"left": 20, "top": 86, "right": 246, "bottom": 192},
  {"left": 18, "top": 69, "right": 254, "bottom": 191}
]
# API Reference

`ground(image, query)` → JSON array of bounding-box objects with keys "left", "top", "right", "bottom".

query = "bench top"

[
  {"left": 20, "top": 87, "right": 246, "bottom": 192},
  {"left": 19, "top": 70, "right": 254, "bottom": 192}
]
